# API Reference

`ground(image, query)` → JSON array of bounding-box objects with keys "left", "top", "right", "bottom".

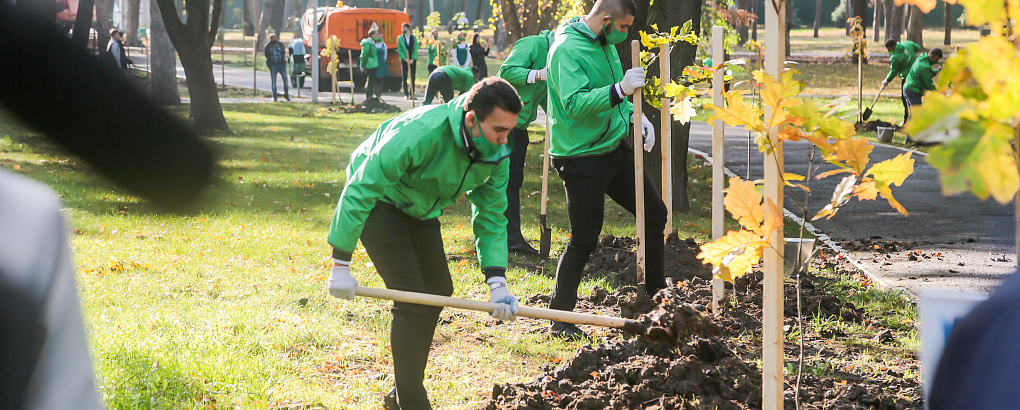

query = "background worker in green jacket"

[
  {"left": 903, "top": 48, "right": 943, "bottom": 131},
  {"left": 423, "top": 64, "right": 479, "bottom": 105},
  {"left": 397, "top": 22, "right": 418, "bottom": 100},
  {"left": 496, "top": 29, "right": 554, "bottom": 255},
  {"left": 882, "top": 39, "right": 922, "bottom": 125},
  {"left": 359, "top": 28, "right": 382, "bottom": 100},
  {"left": 426, "top": 28, "right": 444, "bottom": 73},
  {"left": 546, "top": 0, "right": 666, "bottom": 339},
  {"left": 326, "top": 78, "right": 523, "bottom": 410}
]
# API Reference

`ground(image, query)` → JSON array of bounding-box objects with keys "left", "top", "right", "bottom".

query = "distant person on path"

[
  {"left": 546, "top": 0, "right": 665, "bottom": 339},
  {"left": 452, "top": 32, "right": 471, "bottom": 68},
  {"left": 325, "top": 78, "right": 522, "bottom": 410},
  {"left": 397, "top": 23, "right": 418, "bottom": 100},
  {"left": 422, "top": 65, "right": 479, "bottom": 105},
  {"left": 903, "top": 48, "right": 942, "bottom": 140},
  {"left": 264, "top": 33, "right": 290, "bottom": 101},
  {"left": 105, "top": 29, "right": 133, "bottom": 70},
  {"left": 360, "top": 29, "right": 382, "bottom": 100},
  {"left": 289, "top": 36, "right": 308, "bottom": 89},
  {"left": 882, "top": 39, "right": 921, "bottom": 126},
  {"left": 375, "top": 33, "right": 389, "bottom": 94},
  {"left": 426, "top": 29, "right": 444, "bottom": 73},
  {"left": 496, "top": 29, "right": 554, "bottom": 255},
  {"left": 469, "top": 33, "right": 491, "bottom": 77}
]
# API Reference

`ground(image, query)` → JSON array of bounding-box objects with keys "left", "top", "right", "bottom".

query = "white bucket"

[
  {"left": 877, "top": 127, "right": 895, "bottom": 143},
  {"left": 919, "top": 290, "right": 989, "bottom": 405},
  {"left": 783, "top": 238, "right": 815, "bottom": 277}
]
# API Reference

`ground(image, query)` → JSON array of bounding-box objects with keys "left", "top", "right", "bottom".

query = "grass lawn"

[{"left": 0, "top": 102, "right": 739, "bottom": 409}]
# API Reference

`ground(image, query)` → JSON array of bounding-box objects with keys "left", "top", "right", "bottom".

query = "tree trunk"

[
  {"left": 501, "top": 0, "right": 523, "bottom": 45},
  {"left": 845, "top": 0, "right": 851, "bottom": 34},
  {"left": 751, "top": 0, "right": 757, "bottom": 40},
  {"left": 620, "top": 0, "right": 700, "bottom": 213},
  {"left": 785, "top": 1, "right": 792, "bottom": 56},
  {"left": 883, "top": 0, "right": 894, "bottom": 39},
  {"left": 271, "top": 0, "right": 286, "bottom": 37},
  {"left": 906, "top": 5, "right": 923, "bottom": 47},
  {"left": 150, "top": 0, "right": 180, "bottom": 105},
  {"left": 943, "top": 2, "right": 951, "bottom": 45},
  {"left": 737, "top": 0, "right": 750, "bottom": 43},
  {"left": 72, "top": 0, "right": 96, "bottom": 49},
  {"left": 155, "top": 0, "right": 229, "bottom": 131},
  {"left": 243, "top": 0, "right": 257, "bottom": 36},
  {"left": 256, "top": 0, "right": 276, "bottom": 49},
  {"left": 813, "top": 0, "right": 821, "bottom": 37},
  {"left": 125, "top": 0, "right": 141, "bottom": 46},
  {"left": 475, "top": 0, "right": 484, "bottom": 21},
  {"left": 872, "top": 0, "right": 881, "bottom": 41},
  {"left": 890, "top": 3, "right": 904, "bottom": 40},
  {"left": 96, "top": 0, "right": 114, "bottom": 51},
  {"left": 852, "top": 0, "right": 867, "bottom": 38}
]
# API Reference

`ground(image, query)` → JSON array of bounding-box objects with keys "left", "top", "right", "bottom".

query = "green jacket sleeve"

[
  {"left": 885, "top": 53, "right": 902, "bottom": 83},
  {"left": 411, "top": 36, "right": 419, "bottom": 58},
  {"left": 919, "top": 67, "right": 937, "bottom": 91},
  {"left": 327, "top": 126, "right": 418, "bottom": 256},
  {"left": 359, "top": 40, "right": 374, "bottom": 69},
  {"left": 465, "top": 158, "right": 510, "bottom": 277},
  {"left": 498, "top": 37, "right": 539, "bottom": 86},
  {"left": 397, "top": 37, "right": 408, "bottom": 60},
  {"left": 549, "top": 45, "right": 616, "bottom": 119}
]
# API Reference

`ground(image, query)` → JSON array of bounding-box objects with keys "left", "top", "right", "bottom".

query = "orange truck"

[{"left": 301, "top": 5, "right": 409, "bottom": 92}]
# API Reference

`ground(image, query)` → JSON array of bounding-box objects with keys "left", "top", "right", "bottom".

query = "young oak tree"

[{"left": 153, "top": 0, "right": 229, "bottom": 131}]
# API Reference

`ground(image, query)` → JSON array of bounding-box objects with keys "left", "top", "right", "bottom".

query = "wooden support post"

[
  {"left": 660, "top": 43, "right": 673, "bottom": 240},
  {"left": 763, "top": 1, "right": 787, "bottom": 409},
  {"left": 253, "top": 36, "right": 259, "bottom": 97},
  {"left": 348, "top": 49, "right": 356, "bottom": 104},
  {"left": 711, "top": 25, "right": 726, "bottom": 316},
  {"left": 310, "top": 0, "right": 319, "bottom": 103},
  {"left": 631, "top": 40, "right": 646, "bottom": 291}
]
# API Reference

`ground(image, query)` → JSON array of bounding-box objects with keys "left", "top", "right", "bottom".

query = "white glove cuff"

[
  {"left": 332, "top": 258, "right": 350, "bottom": 266},
  {"left": 527, "top": 70, "right": 539, "bottom": 84},
  {"left": 486, "top": 276, "right": 507, "bottom": 285}
]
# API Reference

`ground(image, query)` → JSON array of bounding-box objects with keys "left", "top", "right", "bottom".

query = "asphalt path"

[{"left": 688, "top": 122, "right": 1016, "bottom": 294}]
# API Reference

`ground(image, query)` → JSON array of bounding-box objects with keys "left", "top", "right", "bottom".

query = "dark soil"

[
  {"left": 341, "top": 98, "right": 401, "bottom": 114},
  {"left": 583, "top": 233, "right": 713, "bottom": 286},
  {"left": 855, "top": 120, "right": 896, "bottom": 133},
  {"left": 485, "top": 236, "right": 920, "bottom": 410}
]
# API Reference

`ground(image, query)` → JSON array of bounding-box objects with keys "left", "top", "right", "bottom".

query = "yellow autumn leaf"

[
  {"left": 697, "top": 229, "right": 768, "bottom": 283},
  {"left": 670, "top": 96, "right": 697, "bottom": 125},
  {"left": 876, "top": 183, "right": 909, "bottom": 216},
  {"left": 854, "top": 179, "right": 879, "bottom": 200},
  {"left": 761, "top": 199, "right": 784, "bottom": 236},
  {"left": 706, "top": 91, "right": 766, "bottom": 134},
  {"left": 865, "top": 152, "right": 914, "bottom": 187},
  {"left": 832, "top": 138, "right": 873, "bottom": 175},
  {"left": 975, "top": 124, "right": 1020, "bottom": 204},
  {"left": 812, "top": 174, "right": 857, "bottom": 220},
  {"left": 640, "top": 31, "right": 655, "bottom": 48},
  {"left": 723, "top": 177, "right": 765, "bottom": 233}
]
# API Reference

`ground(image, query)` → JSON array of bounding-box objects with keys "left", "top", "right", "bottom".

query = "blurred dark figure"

[
  {"left": 930, "top": 271, "right": 1020, "bottom": 409},
  {"left": 0, "top": 2, "right": 216, "bottom": 408},
  {"left": 105, "top": 29, "right": 133, "bottom": 70}
]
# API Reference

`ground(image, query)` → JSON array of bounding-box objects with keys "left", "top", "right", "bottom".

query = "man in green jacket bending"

[
  {"left": 903, "top": 48, "right": 942, "bottom": 130},
  {"left": 423, "top": 64, "right": 479, "bottom": 105},
  {"left": 546, "top": 0, "right": 666, "bottom": 339},
  {"left": 496, "top": 29, "right": 554, "bottom": 255},
  {"left": 326, "top": 78, "right": 523, "bottom": 409},
  {"left": 882, "top": 39, "right": 922, "bottom": 125}
]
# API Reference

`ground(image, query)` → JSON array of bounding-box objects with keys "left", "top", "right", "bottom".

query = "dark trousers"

[
  {"left": 549, "top": 146, "right": 668, "bottom": 312},
  {"left": 268, "top": 63, "right": 288, "bottom": 99},
  {"left": 903, "top": 88, "right": 923, "bottom": 124},
  {"left": 365, "top": 69, "right": 379, "bottom": 99},
  {"left": 427, "top": 64, "right": 437, "bottom": 73},
  {"left": 504, "top": 128, "right": 530, "bottom": 241},
  {"left": 401, "top": 59, "right": 417, "bottom": 97},
  {"left": 360, "top": 202, "right": 452, "bottom": 410},
  {"left": 900, "top": 83, "right": 910, "bottom": 125},
  {"left": 423, "top": 71, "right": 453, "bottom": 105}
]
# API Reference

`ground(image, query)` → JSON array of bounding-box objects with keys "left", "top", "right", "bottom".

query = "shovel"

[
  {"left": 354, "top": 286, "right": 647, "bottom": 334},
  {"left": 538, "top": 113, "right": 552, "bottom": 259},
  {"left": 862, "top": 82, "right": 888, "bottom": 121}
]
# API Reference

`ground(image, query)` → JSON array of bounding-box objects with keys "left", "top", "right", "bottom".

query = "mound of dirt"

[
  {"left": 342, "top": 98, "right": 401, "bottom": 114},
  {"left": 855, "top": 120, "right": 897, "bottom": 133},
  {"left": 583, "top": 234, "right": 713, "bottom": 287}
]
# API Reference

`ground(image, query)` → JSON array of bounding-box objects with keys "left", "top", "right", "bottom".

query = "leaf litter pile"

[{"left": 485, "top": 235, "right": 920, "bottom": 409}]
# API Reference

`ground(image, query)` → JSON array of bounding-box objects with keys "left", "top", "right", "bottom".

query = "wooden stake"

[
  {"left": 348, "top": 49, "right": 356, "bottom": 104},
  {"left": 253, "top": 36, "right": 258, "bottom": 97},
  {"left": 631, "top": 40, "right": 647, "bottom": 291},
  {"left": 711, "top": 25, "right": 726, "bottom": 316},
  {"left": 763, "top": 1, "right": 787, "bottom": 408},
  {"left": 660, "top": 43, "right": 673, "bottom": 240}
]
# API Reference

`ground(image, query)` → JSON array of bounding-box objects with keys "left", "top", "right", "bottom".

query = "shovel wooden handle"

[
  {"left": 870, "top": 82, "right": 888, "bottom": 109},
  {"left": 354, "top": 286, "right": 632, "bottom": 329}
]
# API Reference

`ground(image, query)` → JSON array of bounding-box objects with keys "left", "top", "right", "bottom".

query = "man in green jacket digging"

[
  {"left": 325, "top": 78, "right": 522, "bottom": 410},
  {"left": 903, "top": 48, "right": 943, "bottom": 134},
  {"left": 882, "top": 39, "right": 922, "bottom": 125},
  {"left": 546, "top": 0, "right": 666, "bottom": 339},
  {"left": 422, "top": 64, "right": 479, "bottom": 105},
  {"left": 496, "top": 29, "right": 554, "bottom": 255}
]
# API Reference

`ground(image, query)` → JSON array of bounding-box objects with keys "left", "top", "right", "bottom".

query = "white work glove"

[
  {"left": 633, "top": 114, "right": 655, "bottom": 152},
  {"left": 487, "top": 279, "right": 519, "bottom": 321},
  {"left": 881, "top": 79, "right": 889, "bottom": 88},
  {"left": 619, "top": 67, "right": 646, "bottom": 95},
  {"left": 327, "top": 259, "right": 358, "bottom": 300}
]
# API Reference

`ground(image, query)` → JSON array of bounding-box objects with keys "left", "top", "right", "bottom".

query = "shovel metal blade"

[{"left": 540, "top": 214, "right": 551, "bottom": 259}]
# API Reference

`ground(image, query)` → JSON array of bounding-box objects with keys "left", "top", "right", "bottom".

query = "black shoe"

[
  {"left": 508, "top": 238, "right": 539, "bottom": 255},
  {"left": 550, "top": 321, "right": 587, "bottom": 340},
  {"left": 285, "top": 95, "right": 291, "bottom": 101},
  {"left": 383, "top": 387, "right": 399, "bottom": 410}
]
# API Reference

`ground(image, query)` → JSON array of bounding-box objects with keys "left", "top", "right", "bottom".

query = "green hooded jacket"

[
  {"left": 435, "top": 65, "right": 477, "bottom": 92},
  {"left": 359, "top": 38, "right": 378, "bottom": 70},
  {"left": 498, "top": 30, "right": 554, "bottom": 130},
  {"left": 885, "top": 40, "right": 921, "bottom": 83},
  {"left": 547, "top": 17, "right": 633, "bottom": 158},
  {"left": 397, "top": 33, "right": 418, "bottom": 60},
  {"left": 328, "top": 94, "right": 512, "bottom": 278},
  {"left": 904, "top": 53, "right": 938, "bottom": 94}
]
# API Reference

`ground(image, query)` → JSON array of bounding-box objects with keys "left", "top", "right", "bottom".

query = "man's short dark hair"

[
  {"left": 110, "top": 28, "right": 119, "bottom": 36},
  {"left": 929, "top": 48, "right": 944, "bottom": 59},
  {"left": 402, "top": 22, "right": 411, "bottom": 30},
  {"left": 591, "top": 0, "right": 637, "bottom": 19},
  {"left": 471, "top": 66, "right": 481, "bottom": 77},
  {"left": 464, "top": 77, "right": 522, "bottom": 121},
  {"left": 885, "top": 39, "right": 897, "bottom": 50}
]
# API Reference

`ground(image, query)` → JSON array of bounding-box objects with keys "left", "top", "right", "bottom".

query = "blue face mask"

[
  {"left": 467, "top": 113, "right": 512, "bottom": 163},
  {"left": 602, "top": 16, "right": 627, "bottom": 45}
]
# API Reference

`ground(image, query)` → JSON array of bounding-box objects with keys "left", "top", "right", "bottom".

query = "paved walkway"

[{"left": 688, "top": 123, "right": 1016, "bottom": 294}]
